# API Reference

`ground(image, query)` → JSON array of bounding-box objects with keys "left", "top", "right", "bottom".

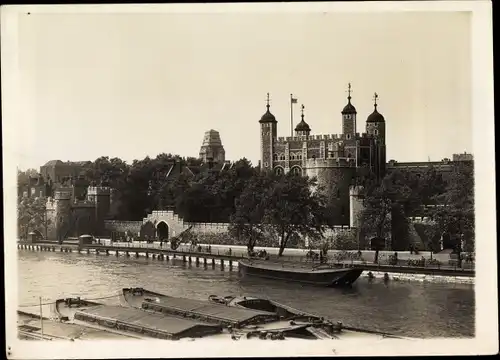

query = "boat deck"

[
  {"left": 241, "top": 259, "right": 348, "bottom": 274},
  {"left": 140, "top": 295, "right": 279, "bottom": 327},
  {"left": 74, "top": 305, "right": 223, "bottom": 339},
  {"left": 18, "top": 312, "right": 130, "bottom": 340}
]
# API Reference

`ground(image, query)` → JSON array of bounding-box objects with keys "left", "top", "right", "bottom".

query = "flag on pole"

[{"left": 291, "top": 97, "right": 298, "bottom": 104}]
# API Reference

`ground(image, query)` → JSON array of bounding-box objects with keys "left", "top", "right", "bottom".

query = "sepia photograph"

[{"left": 2, "top": 1, "right": 497, "bottom": 358}]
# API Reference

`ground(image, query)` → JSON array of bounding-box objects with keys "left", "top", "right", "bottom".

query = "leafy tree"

[
  {"left": 228, "top": 173, "right": 273, "bottom": 252},
  {"left": 17, "top": 196, "right": 50, "bottom": 239},
  {"left": 425, "top": 162, "right": 475, "bottom": 264},
  {"left": 359, "top": 169, "right": 435, "bottom": 251},
  {"left": 17, "top": 168, "right": 39, "bottom": 188},
  {"left": 332, "top": 230, "right": 359, "bottom": 250},
  {"left": 265, "top": 173, "right": 330, "bottom": 256}
]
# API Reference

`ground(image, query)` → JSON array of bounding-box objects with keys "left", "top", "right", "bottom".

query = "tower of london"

[{"left": 259, "top": 85, "right": 387, "bottom": 227}]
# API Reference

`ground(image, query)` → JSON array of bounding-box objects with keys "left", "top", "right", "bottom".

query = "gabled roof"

[{"left": 43, "top": 160, "right": 64, "bottom": 167}]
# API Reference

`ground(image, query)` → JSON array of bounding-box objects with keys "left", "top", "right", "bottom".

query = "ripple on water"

[{"left": 16, "top": 251, "right": 475, "bottom": 338}]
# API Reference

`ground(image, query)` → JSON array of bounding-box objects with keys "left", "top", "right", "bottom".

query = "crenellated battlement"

[
  {"left": 87, "top": 186, "right": 111, "bottom": 196},
  {"left": 275, "top": 132, "right": 374, "bottom": 144},
  {"left": 305, "top": 157, "right": 356, "bottom": 168}
]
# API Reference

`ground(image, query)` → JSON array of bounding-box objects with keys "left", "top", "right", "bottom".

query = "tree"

[
  {"left": 359, "top": 169, "right": 432, "bottom": 251},
  {"left": 228, "top": 173, "right": 272, "bottom": 252},
  {"left": 426, "top": 162, "right": 475, "bottom": 264},
  {"left": 18, "top": 168, "right": 39, "bottom": 188},
  {"left": 262, "top": 173, "right": 330, "bottom": 256},
  {"left": 18, "top": 196, "right": 49, "bottom": 239},
  {"left": 230, "top": 172, "right": 331, "bottom": 256}
]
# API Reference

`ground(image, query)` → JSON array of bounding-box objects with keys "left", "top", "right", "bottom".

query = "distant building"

[
  {"left": 39, "top": 160, "right": 91, "bottom": 184},
  {"left": 452, "top": 152, "right": 473, "bottom": 162},
  {"left": 199, "top": 129, "right": 226, "bottom": 164}
]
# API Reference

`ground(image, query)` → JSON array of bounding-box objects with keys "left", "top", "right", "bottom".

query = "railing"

[{"left": 86, "top": 242, "right": 247, "bottom": 258}]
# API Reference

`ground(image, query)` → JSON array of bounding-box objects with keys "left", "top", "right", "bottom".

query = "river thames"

[{"left": 17, "top": 250, "right": 475, "bottom": 338}]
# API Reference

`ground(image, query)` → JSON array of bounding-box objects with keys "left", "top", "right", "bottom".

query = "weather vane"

[
  {"left": 347, "top": 83, "right": 352, "bottom": 100},
  {"left": 373, "top": 92, "right": 379, "bottom": 107}
]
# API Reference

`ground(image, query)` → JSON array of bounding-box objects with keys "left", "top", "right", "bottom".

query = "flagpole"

[{"left": 290, "top": 94, "right": 294, "bottom": 136}]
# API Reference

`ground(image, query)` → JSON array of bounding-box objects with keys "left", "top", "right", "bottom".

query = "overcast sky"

[{"left": 14, "top": 10, "right": 471, "bottom": 170}]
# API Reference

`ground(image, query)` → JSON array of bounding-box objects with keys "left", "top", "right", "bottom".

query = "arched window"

[
  {"left": 291, "top": 167, "right": 302, "bottom": 176},
  {"left": 279, "top": 154, "right": 286, "bottom": 161},
  {"left": 374, "top": 129, "right": 379, "bottom": 135},
  {"left": 290, "top": 153, "right": 295, "bottom": 160},
  {"left": 273, "top": 153, "right": 278, "bottom": 161},
  {"left": 297, "top": 153, "right": 302, "bottom": 160},
  {"left": 274, "top": 167, "right": 284, "bottom": 176}
]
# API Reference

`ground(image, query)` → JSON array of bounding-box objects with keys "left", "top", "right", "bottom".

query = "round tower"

[
  {"left": 259, "top": 93, "right": 278, "bottom": 171},
  {"left": 87, "top": 186, "right": 111, "bottom": 235},
  {"left": 349, "top": 185, "right": 365, "bottom": 228},
  {"left": 54, "top": 189, "right": 72, "bottom": 242},
  {"left": 305, "top": 158, "right": 357, "bottom": 226}
]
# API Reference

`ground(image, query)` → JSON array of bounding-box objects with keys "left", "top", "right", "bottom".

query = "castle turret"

[
  {"left": 366, "top": 92, "right": 386, "bottom": 178},
  {"left": 52, "top": 189, "right": 72, "bottom": 242},
  {"left": 294, "top": 104, "right": 311, "bottom": 137},
  {"left": 87, "top": 186, "right": 111, "bottom": 236},
  {"left": 341, "top": 83, "right": 357, "bottom": 139},
  {"left": 259, "top": 93, "right": 277, "bottom": 171}
]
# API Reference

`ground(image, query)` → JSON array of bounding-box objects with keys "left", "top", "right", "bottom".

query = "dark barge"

[
  {"left": 238, "top": 259, "right": 364, "bottom": 287},
  {"left": 53, "top": 296, "right": 223, "bottom": 340}
]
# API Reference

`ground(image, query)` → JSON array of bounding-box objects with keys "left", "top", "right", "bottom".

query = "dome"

[
  {"left": 259, "top": 109, "right": 277, "bottom": 123},
  {"left": 259, "top": 93, "right": 277, "bottom": 123},
  {"left": 295, "top": 119, "right": 311, "bottom": 132},
  {"left": 367, "top": 108, "right": 385, "bottom": 123},
  {"left": 341, "top": 102, "right": 357, "bottom": 114}
]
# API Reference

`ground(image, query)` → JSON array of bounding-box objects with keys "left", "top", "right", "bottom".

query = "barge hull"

[{"left": 238, "top": 260, "right": 363, "bottom": 287}]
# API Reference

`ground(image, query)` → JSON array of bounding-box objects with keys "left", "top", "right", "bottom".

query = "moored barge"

[
  {"left": 53, "top": 296, "right": 223, "bottom": 340},
  {"left": 121, "top": 288, "right": 405, "bottom": 340},
  {"left": 238, "top": 259, "right": 364, "bottom": 287}
]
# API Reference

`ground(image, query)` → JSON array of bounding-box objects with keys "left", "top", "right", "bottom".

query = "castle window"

[
  {"left": 275, "top": 167, "right": 284, "bottom": 176},
  {"left": 279, "top": 154, "right": 286, "bottom": 161},
  {"left": 297, "top": 153, "right": 302, "bottom": 160},
  {"left": 291, "top": 167, "right": 302, "bottom": 176},
  {"left": 264, "top": 162, "right": 269, "bottom": 167},
  {"left": 273, "top": 154, "right": 278, "bottom": 161},
  {"left": 374, "top": 129, "right": 379, "bottom": 135},
  {"left": 290, "top": 153, "right": 295, "bottom": 160},
  {"left": 346, "top": 134, "right": 351, "bottom": 140},
  {"left": 312, "top": 155, "right": 316, "bottom": 160},
  {"left": 345, "top": 114, "right": 351, "bottom": 120}
]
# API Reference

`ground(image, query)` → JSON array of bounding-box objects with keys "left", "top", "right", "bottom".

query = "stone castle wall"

[{"left": 306, "top": 159, "right": 357, "bottom": 226}]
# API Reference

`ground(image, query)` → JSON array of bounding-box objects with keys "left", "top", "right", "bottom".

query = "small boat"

[{"left": 238, "top": 259, "right": 364, "bottom": 287}]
